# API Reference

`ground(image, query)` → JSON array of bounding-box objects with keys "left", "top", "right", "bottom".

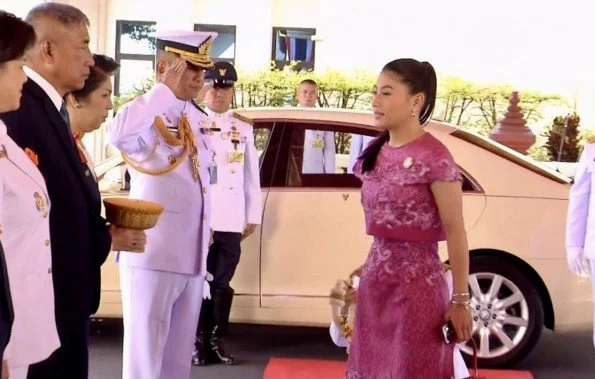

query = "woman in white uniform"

[{"left": 0, "top": 11, "right": 61, "bottom": 379}]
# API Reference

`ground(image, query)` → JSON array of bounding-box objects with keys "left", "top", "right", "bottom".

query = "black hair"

[
  {"left": 0, "top": 11, "right": 36, "bottom": 65},
  {"left": 359, "top": 58, "right": 437, "bottom": 173},
  {"left": 71, "top": 54, "right": 119, "bottom": 101}
]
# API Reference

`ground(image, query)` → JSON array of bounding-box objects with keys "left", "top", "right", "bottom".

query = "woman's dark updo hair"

[
  {"left": 71, "top": 54, "right": 120, "bottom": 101},
  {"left": 0, "top": 11, "right": 36, "bottom": 65},
  {"left": 359, "top": 58, "right": 437, "bottom": 173}
]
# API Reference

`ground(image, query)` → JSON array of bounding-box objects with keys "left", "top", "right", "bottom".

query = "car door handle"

[{"left": 342, "top": 194, "right": 350, "bottom": 201}]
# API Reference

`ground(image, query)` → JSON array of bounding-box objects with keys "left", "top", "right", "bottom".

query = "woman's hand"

[
  {"left": 344, "top": 286, "right": 358, "bottom": 303},
  {"left": 344, "top": 265, "right": 363, "bottom": 303},
  {"left": 445, "top": 305, "right": 473, "bottom": 342},
  {"left": 349, "top": 265, "right": 363, "bottom": 278},
  {"left": 110, "top": 225, "right": 147, "bottom": 253}
]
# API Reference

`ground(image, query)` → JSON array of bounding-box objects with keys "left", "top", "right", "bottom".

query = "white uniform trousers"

[
  {"left": 8, "top": 366, "right": 28, "bottom": 379},
  {"left": 589, "top": 260, "right": 595, "bottom": 348},
  {"left": 120, "top": 266, "right": 204, "bottom": 379}
]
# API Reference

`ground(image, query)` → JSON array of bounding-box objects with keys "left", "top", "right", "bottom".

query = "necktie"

[
  {"left": 59, "top": 102, "right": 70, "bottom": 129},
  {"left": 59, "top": 102, "right": 76, "bottom": 146}
]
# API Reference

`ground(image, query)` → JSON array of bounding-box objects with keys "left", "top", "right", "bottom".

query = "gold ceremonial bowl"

[{"left": 103, "top": 198, "right": 164, "bottom": 230}]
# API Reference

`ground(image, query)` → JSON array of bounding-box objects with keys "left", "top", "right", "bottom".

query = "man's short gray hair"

[{"left": 25, "top": 3, "right": 89, "bottom": 27}]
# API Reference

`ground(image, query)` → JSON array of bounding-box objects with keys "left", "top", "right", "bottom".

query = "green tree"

[
  {"left": 113, "top": 78, "right": 155, "bottom": 114},
  {"left": 438, "top": 77, "right": 479, "bottom": 126},
  {"left": 543, "top": 113, "right": 582, "bottom": 162},
  {"left": 121, "top": 23, "right": 156, "bottom": 52}
]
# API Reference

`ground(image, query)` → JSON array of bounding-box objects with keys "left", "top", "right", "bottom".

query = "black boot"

[
  {"left": 192, "top": 333, "right": 208, "bottom": 366},
  {"left": 192, "top": 298, "right": 214, "bottom": 366},
  {"left": 209, "top": 288, "right": 236, "bottom": 365}
]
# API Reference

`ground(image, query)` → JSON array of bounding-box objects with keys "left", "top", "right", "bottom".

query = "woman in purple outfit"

[{"left": 347, "top": 59, "right": 473, "bottom": 378}]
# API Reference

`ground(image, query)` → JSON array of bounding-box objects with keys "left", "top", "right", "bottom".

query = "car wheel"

[{"left": 458, "top": 255, "right": 544, "bottom": 368}]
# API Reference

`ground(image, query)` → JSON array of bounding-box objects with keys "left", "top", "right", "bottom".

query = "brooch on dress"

[{"left": 403, "top": 157, "right": 414, "bottom": 169}]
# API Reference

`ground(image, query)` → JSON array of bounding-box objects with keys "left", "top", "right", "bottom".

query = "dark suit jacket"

[
  {"left": 0, "top": 241, "right": 13, "bottom": 362},
  {"left": 0, "top": 79, "right": 111, "bottom": 318}
]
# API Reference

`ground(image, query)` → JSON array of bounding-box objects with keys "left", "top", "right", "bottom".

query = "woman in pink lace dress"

[{"left": 346, "top": 59, "right": 473, "bottom": 378}]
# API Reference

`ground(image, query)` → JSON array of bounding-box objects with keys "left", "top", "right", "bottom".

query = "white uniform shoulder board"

[{"left": 232, "top": 112, "right": 254, "bottom": 126}]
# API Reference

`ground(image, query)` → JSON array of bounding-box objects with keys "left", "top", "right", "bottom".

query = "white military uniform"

[
  {"left": 566, "top": 143, "right": 595, "bottom": 346},
  {"left": 107, "top": 83, "right": 213, "bottom": 379},
  {"left": 348, "top": 134, "right": 375, "bottom": 174},
  {"left": 204, "top": 108, "right": 262, "bottom": 233},
  {"left": 0, "top": 120, "right": 60, "bottom": 378},
  {"left": 302, "top": 129, "right": 336, "bottom": 174}
]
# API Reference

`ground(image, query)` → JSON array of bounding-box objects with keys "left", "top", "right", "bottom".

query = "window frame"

[
  {"left": 257, "top": 119, "right": 483, "bottom": 192},
  {"left": 271, "top": 26, "right": 316, "bottom": 71},
  {"left": 114, "top": 20, "right": 156, "bottom": 96},
  {"left": 194, "top": 23, "right": 237, "bottom": 64}
]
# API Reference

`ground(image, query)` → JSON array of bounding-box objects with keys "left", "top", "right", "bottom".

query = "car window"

[
  {"left": 285, "top": 122, "right": 375, "bottom": 188},
  {"left": 283, "top": 122, "right": 481, "bottom": 192},
  {"left": 254, "top": 127, "right": 271, "bottom": 161},
  {"left": 254, "top": 121, "right": 285, "bottom": 187}
]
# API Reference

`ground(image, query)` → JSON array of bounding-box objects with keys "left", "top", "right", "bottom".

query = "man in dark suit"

[
  {"left": 0, "top": 241, "right": 13, "bottom": 379},
  {"left": 0, "top": 4, "right": 146, "bottom": 378}
]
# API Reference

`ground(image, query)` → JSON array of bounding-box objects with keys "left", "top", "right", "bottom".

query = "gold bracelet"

[
  {"left": 452, "top": 292, "right": 470, "bottom": 298},
  {"left": 451, "top": 303, "right": 470, "bottom": 310}
]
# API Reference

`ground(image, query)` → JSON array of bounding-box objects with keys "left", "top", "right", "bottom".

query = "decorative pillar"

[{"left": 489, "top": 91, "right": 536, "bottom": 154}]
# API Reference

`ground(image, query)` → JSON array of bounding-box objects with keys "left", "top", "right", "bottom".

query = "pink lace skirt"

[{"left": 346, "top": 239, "right": 454, "bottom": 378}]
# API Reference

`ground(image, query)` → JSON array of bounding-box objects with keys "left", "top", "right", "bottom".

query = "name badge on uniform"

[
  {"left": 228, "top": 151, "right": 245, "bottom": 164},
  {"left": 209, "top": 165, "right": 218, "bottom": 184},
  {"left": 312, "top": 136, "right": 325, "bottom": 149}
]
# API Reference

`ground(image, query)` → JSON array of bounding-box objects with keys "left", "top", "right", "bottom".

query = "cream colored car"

[{"left": 96, "top": 108, "right": 592, "bottom": 367}]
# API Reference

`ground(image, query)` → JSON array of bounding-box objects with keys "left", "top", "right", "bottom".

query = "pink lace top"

[{"left": 354, "top": 133, "right": 462, "bottom": 242}]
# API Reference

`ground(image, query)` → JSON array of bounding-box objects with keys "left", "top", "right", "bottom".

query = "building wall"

[{"left": 2, "top": 0, "right": 595, "bottom": 161}]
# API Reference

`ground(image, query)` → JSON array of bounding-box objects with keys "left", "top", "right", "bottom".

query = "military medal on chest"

[
  {"left": 34, "top": 192, "right": 48, "bottom": 217},
  {"left": 228, "top": 122, "right": 245, "bottom": 164},
  {"left": 312, "top": 133, "right": 325, "bottom": 149},
  {"left": 200, "top": 120, "right": 221, "bottom": 136},
  {"left": 121, "top": 114, "right": 201, "bottom": 183}
]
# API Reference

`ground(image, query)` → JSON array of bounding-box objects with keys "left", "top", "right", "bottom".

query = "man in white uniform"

[
  {"left": 297, "top": 79, "right": 336, "bottom": 174},
  {"left": 192, "top": 62, "right": 262, "bottom": 366},
  {"left": 348, "top": 134, "right": 375, "bottom": 174},
  {"left": 106, "top": 30, "right": 217, "bottom": 379},
  {"left": 566, "top": 141, "right": 595, "bottom": 346}
]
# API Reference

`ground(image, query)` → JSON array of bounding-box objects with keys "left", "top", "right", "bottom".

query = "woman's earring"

[
  {"left": 411, "top": 109, "right": 416, "bottom": 118},
  {"left": 74, "top": 103, "right": 82, "bottom": 109}
]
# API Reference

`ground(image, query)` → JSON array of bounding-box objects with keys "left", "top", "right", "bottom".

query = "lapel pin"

[{"left": 403, "top": 157, "right": 414, "bottom": 169}]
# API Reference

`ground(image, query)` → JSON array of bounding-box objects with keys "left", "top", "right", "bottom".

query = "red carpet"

[{"left": 263, "top": 358, "right": 534, "bottom": 379}]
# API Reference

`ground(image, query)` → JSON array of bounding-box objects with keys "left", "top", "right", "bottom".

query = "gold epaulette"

[{"left": 232, "top": 112, "right": 254, "bottom": 126}]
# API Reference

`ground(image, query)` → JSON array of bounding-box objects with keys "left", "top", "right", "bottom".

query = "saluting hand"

[
  {"left": 194, "top": 82, "right": 214, "bottom": 105},
  {"left": 160, "top": 58, "right": 187, "bottom": 92},
  {"left": 110, "top": 225, "right": 147, "bottom": 253}
]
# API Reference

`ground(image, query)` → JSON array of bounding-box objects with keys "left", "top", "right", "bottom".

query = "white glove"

[
  {"left": 566, "top": 247, "right": 590, "bottom": 277},
  {"left": 202, "top": 272, "right": 214, "bottom": 299}
]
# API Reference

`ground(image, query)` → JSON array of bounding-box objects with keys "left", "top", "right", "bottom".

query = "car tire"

[{"left": 458, "top": 255, "right": 544, "bottom": 368}]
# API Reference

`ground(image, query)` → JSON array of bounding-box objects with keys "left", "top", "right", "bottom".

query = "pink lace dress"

[{"left": 346, "top": 133, "right": 462, "bottom": 378}]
